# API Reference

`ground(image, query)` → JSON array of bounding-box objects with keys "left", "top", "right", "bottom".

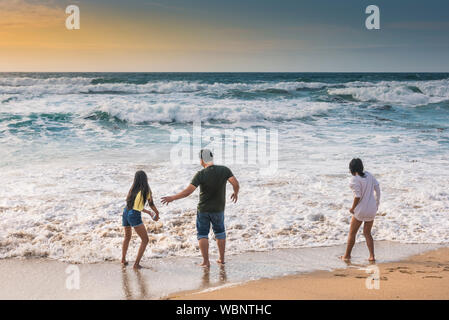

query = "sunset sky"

[{"left": 1, "top": 0, "right": 449, "bottom": 71}]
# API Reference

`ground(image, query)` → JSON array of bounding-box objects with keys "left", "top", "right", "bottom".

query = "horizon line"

[{"left": 1, "top": 71, "right": 449, "bottom": 73}]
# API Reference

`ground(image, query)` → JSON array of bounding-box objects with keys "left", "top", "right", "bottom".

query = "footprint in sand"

[
  {"left": 423, "top": 275, "right": 442, "bottom": 279},
  {"left": 334, "top": 274, "right": 347, "bottom": 277},
  {"left": 387, "top": 266, "right": 409, "bottom": 272},
  {"left": 399, "top": 270, "right": 413, "bottom": 274}
]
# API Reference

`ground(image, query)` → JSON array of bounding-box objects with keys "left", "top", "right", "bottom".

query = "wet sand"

[
  {"left": 170, "top": 247, "right": 449, "bottom": 300},
  {"left": 0, "top": 241, "right": 445, "bottom": 299}
]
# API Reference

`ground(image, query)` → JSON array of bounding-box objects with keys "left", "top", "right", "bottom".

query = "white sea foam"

[
  {"left": 0, "top": 125, "right": 448, "bottom": 263},
  {"left": 0, "top": 92, "right": 333, "bottom": 125},
  {"left": 0, "top": 78, "right": 326, "bottom": 96},
  {"left": 328, "top": 79, "right": 449, "bottom": 105}
]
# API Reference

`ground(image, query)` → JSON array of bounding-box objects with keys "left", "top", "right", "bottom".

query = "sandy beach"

[
  {"left": 0, "top": 242, "right": 447, "bottom": 299},
  {"left": 170, "top": 247, "right": 449, "bottom": 300}
]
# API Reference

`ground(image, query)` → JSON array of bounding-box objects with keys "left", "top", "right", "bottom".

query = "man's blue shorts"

[
  {"left": 122, "top": 207, "right": 143, "bottom": 227},
  {"left": 196, "top": 211, "right": 226, "bottom": 240}
]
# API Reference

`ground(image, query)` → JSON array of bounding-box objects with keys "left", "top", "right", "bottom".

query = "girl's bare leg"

[
  {"left": 342, "top": 216, "right": 362, "bottom": 261},
  {"left": 122, "top": 227, "right": 132, "bottom": 265},
  {"left": 133, "top": 224, "right": 149, "bottom": 269},
  {"left": 363, "top": 221, "right": 375, "bottom": 261}
]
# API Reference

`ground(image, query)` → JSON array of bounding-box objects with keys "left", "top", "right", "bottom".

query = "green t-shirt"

[{"left": 190, "top": 165, "right": 234, "bottom": 213}]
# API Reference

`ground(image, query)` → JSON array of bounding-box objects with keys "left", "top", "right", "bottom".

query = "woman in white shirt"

[{"left": 341, "top": 158, "right": 380, "bottom": 262}]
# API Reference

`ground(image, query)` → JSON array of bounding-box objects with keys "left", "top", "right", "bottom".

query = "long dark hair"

[
  {"left": 349, "top": 158, "right": 365, "bottom": 177},
  {"left": 126, "top": 170, "right": 150, "bottom": 210}
]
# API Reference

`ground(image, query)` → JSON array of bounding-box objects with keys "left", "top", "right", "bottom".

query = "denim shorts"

[
  {"left": 122, "top": 208, "right": 143, "bottom": 227},
  {"left": 196, "top": 211, "right": 226, "bottom": 240}
]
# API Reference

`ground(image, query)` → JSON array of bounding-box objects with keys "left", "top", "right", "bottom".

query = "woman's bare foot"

[
  {"left": 133, "top": 264, "right": 143, "bottom": 270},
  {"left": 121, "top": 260, "right": 128, "bottom": 266},
  {"left": 368, "top": 256, "right": 376, "bottom": 262},
  {"left": 198, "top": 261, "right": 210, "bottom": 268},
  {"left": 216, "top": 259, "right": 225, "bottom": 265},
  {"left": 340, "top": 255, "right": 351, "bottom": 261}
]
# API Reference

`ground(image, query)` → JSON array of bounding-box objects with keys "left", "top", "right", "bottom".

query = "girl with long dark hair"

[
  {"left": 122, "top": 170, "right": 160, "bottom": 269},
  {"left": 342, "top": 158, "right": 381, "bottom": 262}
]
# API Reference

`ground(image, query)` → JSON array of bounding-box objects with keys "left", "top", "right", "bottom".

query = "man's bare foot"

[
  {"left": 121, "top": 260, "right": 128, "bottom": 266},
  {"left": 133, "top": 264, "right": 143, "bottom": 270},
  {"left": 340, "top": 255, "right": 351, "bottom": 261},
  {"left": 198, "top": 262, "right": 210, "bottom": 268},
  {"left": 216, "top": 259, "right": 225, "bottom": 265}
]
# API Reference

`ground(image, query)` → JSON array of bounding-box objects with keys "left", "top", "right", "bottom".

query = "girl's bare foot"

[
  {"left": 340, "top": 255, "right": 351, "bottom": 261},
  {"left": 216, "top": 259, "right": 225, "bottom": 265},
  {"left": 133, "top": 264, "right": 143, "bottom": 270},
  {"left": 198, "top": 261, "right": 210, "bottom": 268},
  {"left": 121, "top": 260, "right": 128, "bottom": 266}
]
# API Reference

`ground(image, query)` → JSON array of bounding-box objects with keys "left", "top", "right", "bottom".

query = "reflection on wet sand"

[
  {"left": 200, "top": 267, "right": 210, "bottom": 289},
  {"left": 219, "top": 265, "right": 227, "bottom": 283},
  {"left": 121, "top": 267, "right": 149, "bottom": 300},
  {"left": 121, "top": 262, "right": 229, "bottom": 299},
  {"left": 199, "top": 264, "right": 228, "bottom": 291}
]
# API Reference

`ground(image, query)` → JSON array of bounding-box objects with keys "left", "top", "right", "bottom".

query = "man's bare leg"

[
  {"left": 198, "top": 238, "right": 210, "bottom": 267},
  {"left": 216, "top": 238, "right": 226, "bottom": 264}
]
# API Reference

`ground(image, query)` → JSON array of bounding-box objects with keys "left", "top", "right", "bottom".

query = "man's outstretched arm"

[
  {"left": 161, "top": 184, "right": 197, "bottom": 205},
  {"left": 228, "top": 176, "right": 239, "bottom": 203}
]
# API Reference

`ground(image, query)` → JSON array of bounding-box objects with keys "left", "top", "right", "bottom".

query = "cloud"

[
  {"left": 0, "top": 0, "right": 64, "bottom": 29},
  {"left": 385, "top": 21, "right": 449, "bottom": 31}
]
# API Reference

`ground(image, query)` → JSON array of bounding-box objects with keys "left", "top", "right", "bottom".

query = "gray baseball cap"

[{"left": 199, "top": 148, "right": 214, "bottom": 163}]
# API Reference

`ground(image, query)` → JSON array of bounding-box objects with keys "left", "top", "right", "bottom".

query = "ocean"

[{"left": 0, "top": 72, "right": 448, "bottom": 263}]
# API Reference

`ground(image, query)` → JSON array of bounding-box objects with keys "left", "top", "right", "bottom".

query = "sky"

[{"left": 1, "top": 0, "right": 448, "bottom": 72}]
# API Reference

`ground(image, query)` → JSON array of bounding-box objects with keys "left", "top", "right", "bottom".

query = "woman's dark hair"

[
  {"left": 126, "top": 170, "right": 150, "bottom": 210},
  {"left": 349, "top": 158, "right": 365, "bottom": 177}
]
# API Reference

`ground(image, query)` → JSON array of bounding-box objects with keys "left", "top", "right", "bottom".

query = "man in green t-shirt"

[{"left": 161, "top": 149, "right": 240, "bottom": 267}]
